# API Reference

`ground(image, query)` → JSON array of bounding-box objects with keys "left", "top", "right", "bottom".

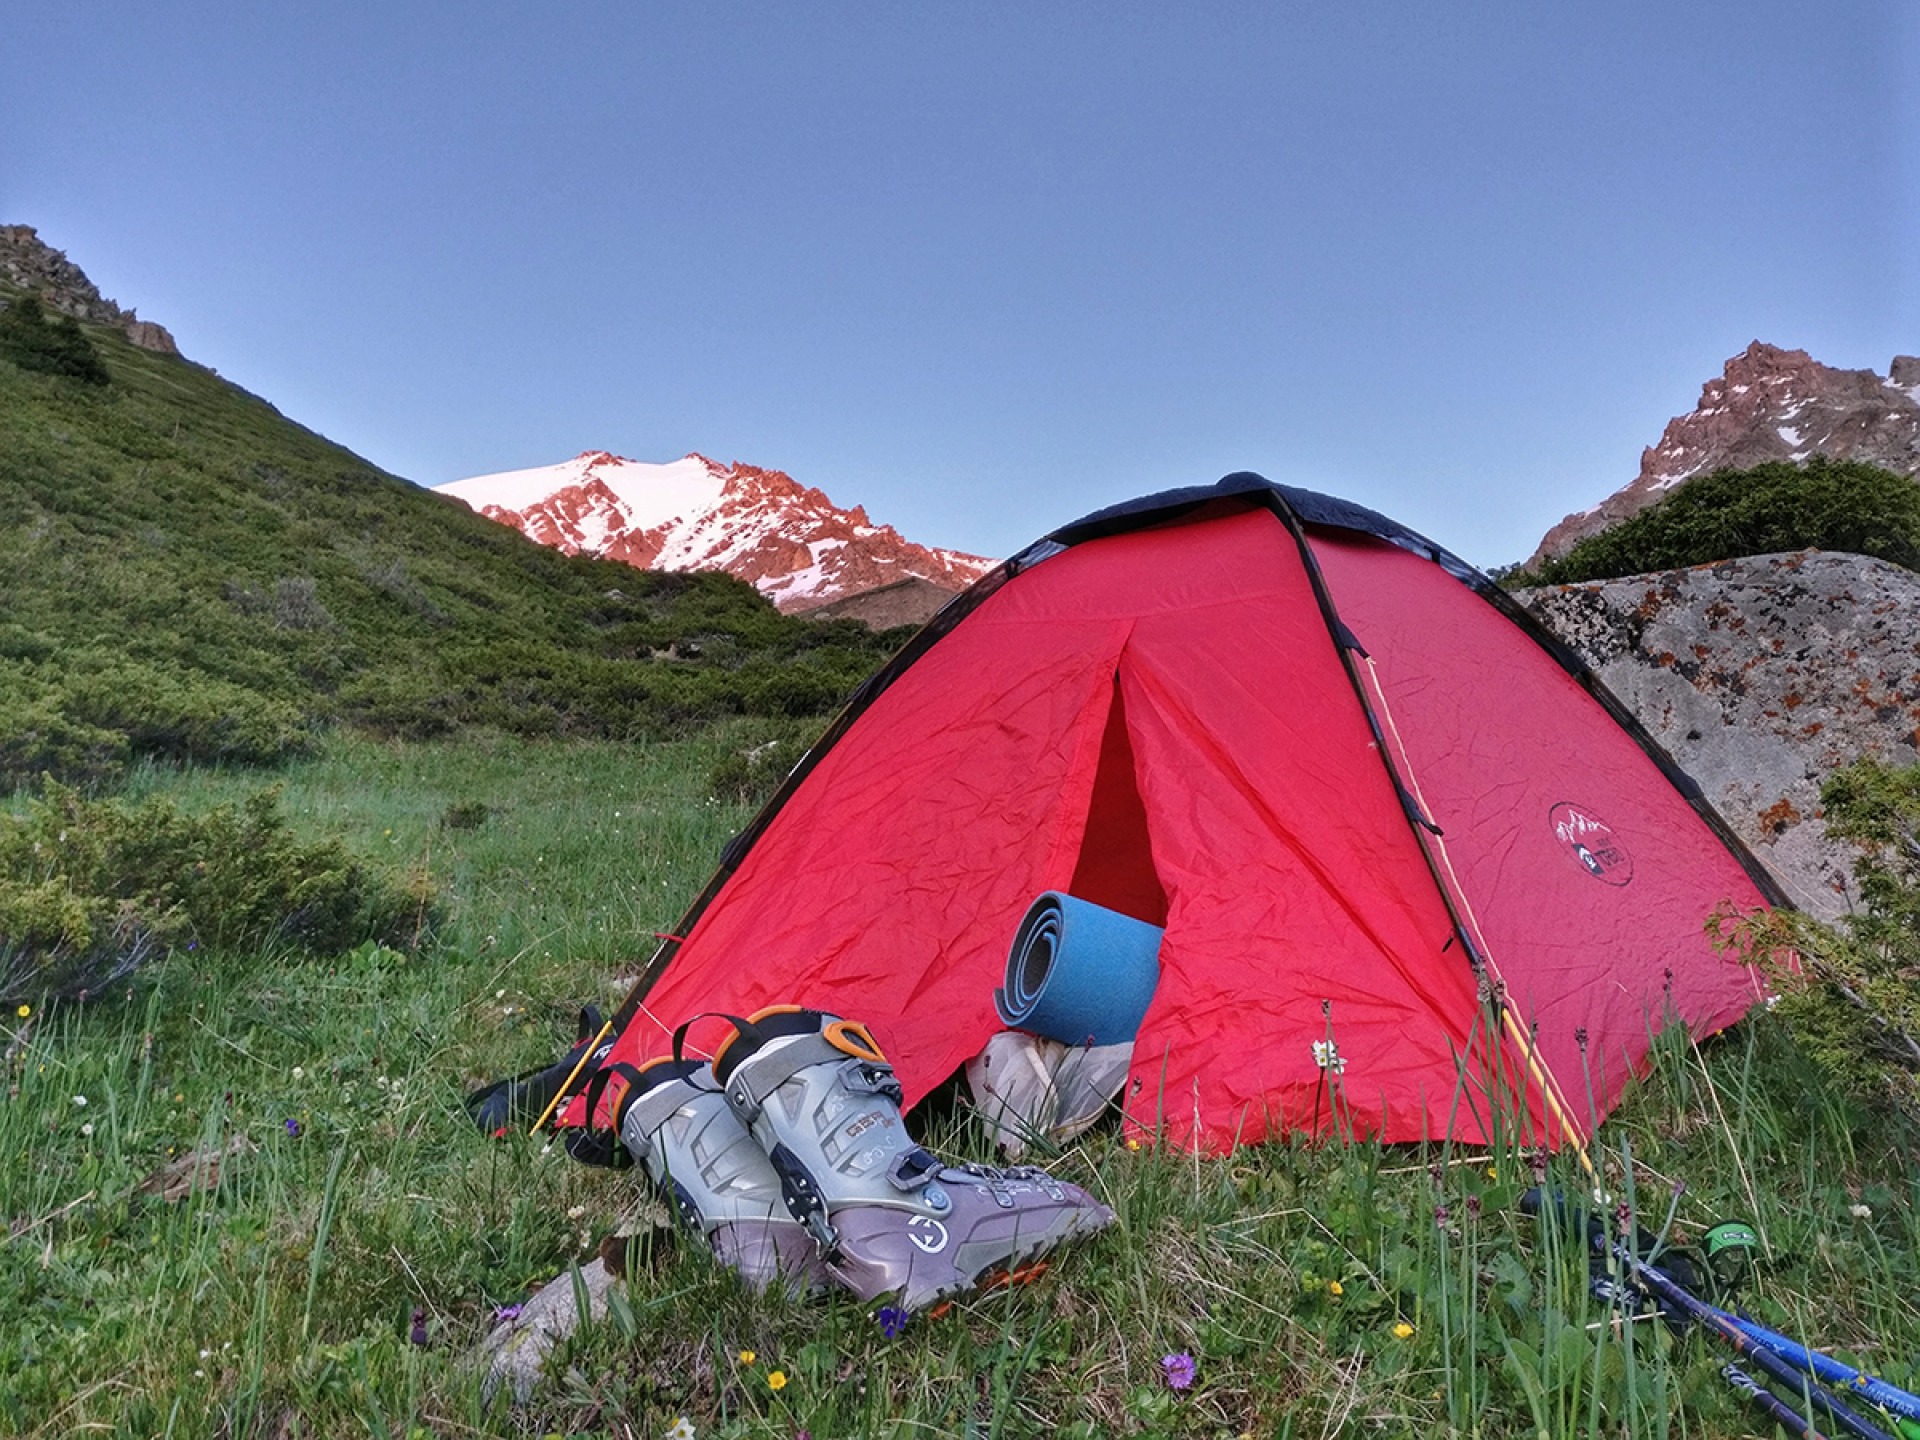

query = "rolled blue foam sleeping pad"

[{"left": 994, "top": 892, "right": 1164, "bottom": 1046}]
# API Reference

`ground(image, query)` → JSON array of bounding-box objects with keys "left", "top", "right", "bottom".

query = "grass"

[{"left": 4, "top": 730, "right": 1919, "bottom": 1438}]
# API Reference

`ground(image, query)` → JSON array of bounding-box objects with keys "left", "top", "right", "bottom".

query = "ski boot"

[
  {"left": 613, "top": 1057, "right": 831, "bottom": 1296},
  {"left": 712, "top": 1007, "right": 1115, "bottom": 1312}
]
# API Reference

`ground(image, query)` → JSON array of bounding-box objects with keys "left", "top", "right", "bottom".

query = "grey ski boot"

[
  {"left": 613, "top": 1057, "right": 831, "bottom": 1296},
  {"left": 711, "top": 1007, "right": 1115, "bottom": 1312}
]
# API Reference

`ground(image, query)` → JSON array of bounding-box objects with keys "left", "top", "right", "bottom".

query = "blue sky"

[{"left": 7, "top": 4, "right": 1914, "bottom": 567}]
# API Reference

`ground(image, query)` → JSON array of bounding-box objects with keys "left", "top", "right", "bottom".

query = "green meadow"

[
  {"left": 6, "top": 286, "right": 1920, "bottom": 1439},
  {"left": 5, "top": 730, "right": 1917, "bottom": 1439}
]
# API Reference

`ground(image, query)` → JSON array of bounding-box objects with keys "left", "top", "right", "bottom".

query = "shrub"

[
  {"left": 0, "top": 782, "right": 436, "bottom": 1003},
  {"left": 59, "top": 657, "right": 314, "bottom": 767},
  {"left": 706, "top": 719, "right": 819, "bottom": 805},
  {"left": 0, "top": 673, "right": 131, "bottom": 791},
  {"left": 1514, "top": 458, "right": 1920, "bottom": 586},
  {"left": 1728, "top": 756, "right": 1920, "bottom": 1121},
  {"left": 0, "top": 296, "right": 109, "bottom": 385}
]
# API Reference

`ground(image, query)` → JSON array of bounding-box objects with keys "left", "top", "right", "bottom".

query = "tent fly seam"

[{"left": 1263, "top": 490, "right": 1593, "bottom": 1163}]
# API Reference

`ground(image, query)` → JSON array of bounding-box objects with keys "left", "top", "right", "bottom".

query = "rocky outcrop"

[
  {"left": 0, "top": 224, "right": 179, "bottom": 354},
  {"left": 1530, "top": 344, "right": 1920, "bottom": 567},
  {"left": 797, "top": 576, "right": 966, "bottom": 630},
  {"left": 439, "top": 451, "right": 994, "bottom": 613},
  {"left": 1519, "top": 550, "right": 1920, "bottom": 919}
]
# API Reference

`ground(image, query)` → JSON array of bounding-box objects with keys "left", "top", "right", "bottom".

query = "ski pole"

[
  {"left": 1723, "top": 1362, "right": 1829, "bottom": 1440},
  {"left": 1524, "top": 1190, "right": 1901, "bottom": 1440},
  {"left": 1707, "top": 1309, "right": 1920, "bottom": 1430}
]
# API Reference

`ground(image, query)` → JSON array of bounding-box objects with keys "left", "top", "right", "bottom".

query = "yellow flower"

[
  {"left": 14, "top": 1004, "right": 28, "bottom": 1019},
  {"left": 767, "top": 1370, "right": 788, "bottom": 1391},
  {"left": 1327, "top": 1280, "right": 1343, "bottom": 1297},
  {"left": 1485, "top": 1166, "right": 1498, "bottom": 1181},
  {"left": 1392, "top": 1322, "right": 1415, "bottom": 1340},
  {"left": 1126, "top": 1138, "right": 1142, "bottom": 1151},
  {"left": 737, "top": 1349, "right": 755, "bottom": 1365}
]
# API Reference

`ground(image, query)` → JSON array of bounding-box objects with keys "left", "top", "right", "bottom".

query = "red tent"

[{"left": 582, "top": 477, "right": 1780, "bottom": 1153}]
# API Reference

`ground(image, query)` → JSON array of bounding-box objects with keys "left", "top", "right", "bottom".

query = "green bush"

[
  {"left": 1730, "top": 756, "right": 1920, "bottom": 1120},
  {"left": 0, "top": 782, "right": 436, "bottom": 1003},
  {"left": 0, "top": 669, "right": 131, "bottom": 790},
  {"left": 705, "top": 718, "right": 819, "bottom": 805},
  {"left": 0, "top": 296, "right": 109, "bottom": 385},
  {"left": 59, "top": 656, "right": 314, "bottom": 767},
  {"left": 1513, "top": 458, "right": 1920, "bottom": 586}
]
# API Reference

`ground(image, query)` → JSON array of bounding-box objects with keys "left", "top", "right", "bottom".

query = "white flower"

[
  {"left": 1850, "top": 1203, "right": 1873, "bottom": 1220},
  {"left": 376, "top": 1076, "right": 389, "bottom": 1090},
  {"left": 72, "top": 1094, "right": 88, "bottom": 1107},
  {"left": 199, "top": 1348, "right": 212, "bottom": 1360},
  {"left": 1310, "top": 1040, "right": 1347, "bottom": 1074},
  {"left": 291, "top": 1066, "right": 305, "bottom": 1081},
  {"left": 667, "top": 1417, "right": 696, "bottom": 1440},
  {"left": 495, "top": 989, "right": 507, "bottom": 1000},
  {"left": 567, "top": 1204, "right": 587, "bottom": 1220},
  {"left": 80, "top": 1121, "right": 94, "bottom": 1137}
]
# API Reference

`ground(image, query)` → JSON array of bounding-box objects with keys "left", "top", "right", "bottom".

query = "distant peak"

[{"left": 437, "top": 451, "right": 994, "bottom": 614}]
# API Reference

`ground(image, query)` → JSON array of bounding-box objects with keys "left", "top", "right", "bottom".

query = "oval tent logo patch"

[{"left": 1549, "top": 802, "right": 1634, "bottom": 887}]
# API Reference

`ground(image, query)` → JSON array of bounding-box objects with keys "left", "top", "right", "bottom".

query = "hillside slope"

[{"left": 0, "top": 281, "right": 898, "bottom": 789}]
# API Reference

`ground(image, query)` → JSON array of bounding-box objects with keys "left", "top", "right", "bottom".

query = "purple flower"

[
  {"left": 284, "top": 1118, "right": 302, "bottom": 1138},
  {"left": 494, "top": 1303, "right": 522, "bottom": 1324},
  {"left": 876, "top": 1305, "right": 909, "bottom": 1339},
  {"left": 409, "top": 1306, "right": 428, "bottom": 1346},
  {"left": 1160, "top": 1351, "right": 1196, "bottom": 1391}
]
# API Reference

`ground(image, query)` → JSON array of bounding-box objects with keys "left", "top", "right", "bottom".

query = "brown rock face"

[
  {"left": 0, "top": 223, "right": 179, "bottom": 354},
  {"left": 1519, "top": 550, "right": 1920, "bottom": 919},
  {"left": 1530, "top": 343, "right": 1920, "bottom": 567}
]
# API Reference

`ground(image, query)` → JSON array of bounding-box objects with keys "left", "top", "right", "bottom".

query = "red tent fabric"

[{"left": 581, "top": 478, "right": 1779, "bottom": 1153}]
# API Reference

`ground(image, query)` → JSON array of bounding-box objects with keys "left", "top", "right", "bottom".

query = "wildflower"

[
  {"left": 767, "top": 1370, "right": 788, "bottom": 1391},
  {"left": 567, "top": 1204, "right": 587, "bottom": 1220},
  {"left": 72, "top": 1094, "right": 88, "bottom": 1107},
  {"left": 495, "top": 1303, "right": 523, "bottom": 1323},
  {"left": 199, "top": 1348, "right": 212, "bottom": 1360},
  {"left": 738, "top": 1349, "right": 756, "bottom": 1365},
  {"left": 1465, "top": 1195, "right": 1482, "bottom": 1219},
  {"left": 1485, "top": 1166, "right": 1498, "bottom": 1181},
  {"left": 1433, "top": 1203, "right": 1450, "bottom": 1228},
  {"left": 291, "top": 1066, "right": 305, "bottom": 1080},
  {"left": 14, "top": 1004, "right": 28, "bottom": 1019},
  {"left": 1392, "top": 1321, "right": 1415, "bottom": 1340},
  {"left": 1160, "top": 1351, "right": 1197, "bottom": 1390},
  {"left": 1310, "top": 1039, "right": 1347, "bottom": 1074},
  {"left": 666, "top": 1419, "right": 696, "bottom": 1440},
  {"left": 1126, "top": 1138, "right": 1142, "bottom": 1151},
  {"left": 876, "top": 1305, "right": 909, "bottom": 1339},
  {"left": 285, "top": 1119, "right": 302, "bottom": 1138},
  {"left": 81, "top": 1121, "right": 94, "bottom": 1137},
  {"left": 1327, "top": 1280, "right": 1343, "bottom": 1297},
  {"left": 409, "top": 1307, "right": 428, "bottom": 1345},
  {"left": 496, "top": 989, "right": 507, "bottom": 1000},
  {"left": 1849, "top": 1203, "right": 1873, "bottom": 1220}
]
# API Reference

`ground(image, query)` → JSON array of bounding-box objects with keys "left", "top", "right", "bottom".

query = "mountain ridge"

[
  {"left": 438, "top": 451, "right": 994, "bottom": 613},
  {"left": 1530, "top": 342, "right": 1920, "bottom": 567}
]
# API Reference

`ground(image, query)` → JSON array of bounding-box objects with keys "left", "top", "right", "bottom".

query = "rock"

[
  {"left": 1530, "top": 344, "right": 1920, "bottom": 567},
  {"left": 473, "top": 1255, "right": 623, "bottom": 1405},
  {"left": 1519, "top": 550, "right": 1920, "bottom": 919},
  {"left": 1, "top": 224, "right": 183, "bottom": 357}
]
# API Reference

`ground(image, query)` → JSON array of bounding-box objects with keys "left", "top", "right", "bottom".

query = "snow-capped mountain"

[
  {"left": 1529, "top": 343, "right": 1920, "bottom": 567},
  {"left": 435, "top": 452, "right": 995, "bottom": 613}
]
